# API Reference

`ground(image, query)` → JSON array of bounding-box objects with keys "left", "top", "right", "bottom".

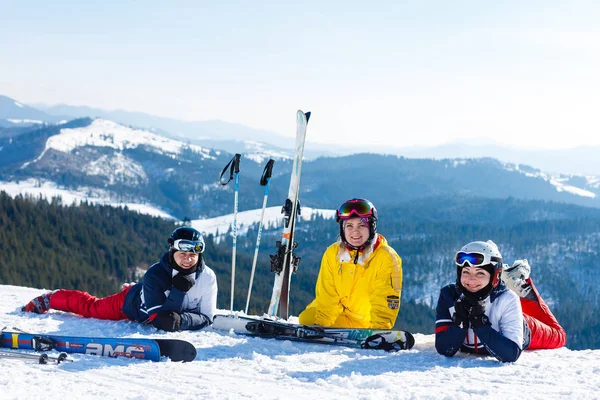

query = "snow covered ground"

[{"left": 1, "top": 285, "right": 598, "bottom": 400}]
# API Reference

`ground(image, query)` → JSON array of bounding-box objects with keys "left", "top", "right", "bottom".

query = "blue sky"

[{"left": 1, "top": 1, "right": 599, "bottom": 149}]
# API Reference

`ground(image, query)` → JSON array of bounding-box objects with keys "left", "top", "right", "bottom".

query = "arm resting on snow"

[
  {"left": 434, "top": 285, "right": 467, "bottom": 357},
  {"left": 180, "top": 312, "right": 212, "bottom": 331},
  {"left": 436, "top": 325, "right": 468, "bottom": 357},
  {"left": 474, "top": 325, "right": 523, "bottom": 363}
]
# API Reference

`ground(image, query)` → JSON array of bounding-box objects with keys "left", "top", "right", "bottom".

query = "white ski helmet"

[{"left": 455, "top": 240, "right": 503, "bottom": 298}]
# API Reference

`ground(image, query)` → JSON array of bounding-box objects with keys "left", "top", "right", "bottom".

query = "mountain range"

[
  {"left": 2, "top": 94, "right": 599, "bottom": 175},
  {"left": 1, "top": 101, "right": 600, "bottom": 220}
]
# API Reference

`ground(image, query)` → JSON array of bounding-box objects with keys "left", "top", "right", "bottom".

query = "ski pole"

[
  {"left": 0, "top": 350, "right": 71, "bottom": 364},
  {"left": 245, "top": 159, "right": 275, "bottom": 314},
  {"left": 219, "top": 153, "right": 242, "bottom": 312}
]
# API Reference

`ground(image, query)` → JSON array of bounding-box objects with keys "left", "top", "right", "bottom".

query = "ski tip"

[
  {"left": 405, "top": 332, "right": 416, "bottom": 350},
  {"left": 297, "top": 110, "right": 311, "bottom": 122}
]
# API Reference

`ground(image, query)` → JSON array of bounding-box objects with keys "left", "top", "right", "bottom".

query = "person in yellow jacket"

[{"left": 298, "top": 198, "right": 403, "bottom": 329}]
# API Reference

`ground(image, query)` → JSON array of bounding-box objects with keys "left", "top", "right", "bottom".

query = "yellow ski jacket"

[{"left": 299, "top": 234, "right": 402, "bottom": 329}]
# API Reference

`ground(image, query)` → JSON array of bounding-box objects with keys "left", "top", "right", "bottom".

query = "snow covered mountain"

[
  {"left": 31, "top": 99, "right": 600, "bottom": 175},
  {"left": 33, "top": 101, "right": 297, "bottom": 149},
  {"left": 0, "top": 117, "right": 296, "bottom": 219},
  {"left": 2, "top": 112, "right": 600, "bottom": 222},
  {"left": 1, "top": 284, "right": 597, "bottom": 400},
  {"left": 0, "top": 95, "right": 65, "bottom": 127}
]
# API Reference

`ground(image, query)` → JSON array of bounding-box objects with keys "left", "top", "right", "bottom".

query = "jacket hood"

[{"left": 336, "top": 234, "right": 386, "bottom": 265}]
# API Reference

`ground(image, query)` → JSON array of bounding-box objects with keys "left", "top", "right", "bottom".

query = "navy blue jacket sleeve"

[
  {"left": 435, "top": 285, "right": 467, "bottom": 357},
  {"left": 474, "top": 325, "right": 523, "bottom": 363},
  {"left": 140, "top": 266, "right": 185, "bottom": 318}
]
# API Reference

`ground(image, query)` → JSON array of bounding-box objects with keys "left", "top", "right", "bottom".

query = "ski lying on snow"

[
  {"left": 212, "top": 314, "right": 415, "bottom": 351},
  {"left": 0, "top": 330, "right": 197, "bottom": 362}
]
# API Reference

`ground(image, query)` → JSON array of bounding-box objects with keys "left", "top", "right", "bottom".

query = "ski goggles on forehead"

[
  {"left": 455, "top": 252, "right": 502, "bottom": 267},
  {"left": 172, "top": 239, "right": 204, "bottom": 254},
  {"left": 337, "top": 200, "right": 375, "bottom": 219}
]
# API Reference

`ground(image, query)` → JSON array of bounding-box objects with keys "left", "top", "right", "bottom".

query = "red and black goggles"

[
  {"left": 455, "top": 251, "right": 502, "bottom": 267},
  {"left": 337, "top": 199, "right": 375, "bottom": 220}
]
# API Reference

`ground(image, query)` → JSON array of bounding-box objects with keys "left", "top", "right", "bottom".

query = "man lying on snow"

[
  {"left": 435, "top": 240, "right": 566, "bottom": 362},
  {"left": 23, "top": 227, "right": 218, "bottom": 332}
]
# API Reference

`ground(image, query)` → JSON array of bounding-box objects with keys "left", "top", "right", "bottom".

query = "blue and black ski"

[{"left": 0, "top": 330, "right": 196, "bottom": 362}]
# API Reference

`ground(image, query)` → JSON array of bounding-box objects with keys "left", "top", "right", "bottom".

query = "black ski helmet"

[
  {"left": 168, "top": 226, "right": 205, "bottom": 253},
  {"left": 336, "top": 198, "right": 378, "bottom": 248},
  {"left": 167, "top": 226, "right": 205, "bottom": 274}
]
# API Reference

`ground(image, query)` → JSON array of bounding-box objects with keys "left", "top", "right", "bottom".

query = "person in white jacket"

[{"left": 435, "top": 240, "right": 566, "bottom": 363}]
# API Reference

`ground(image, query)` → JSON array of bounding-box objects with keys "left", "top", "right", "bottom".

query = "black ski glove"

[
  {"left": 452, "top": 297, "right": 471, "bottom": 329},
  {"left": 152, "top": 311, "right": 182, "bottom": 332},
  {"left": 469, "top": 302, "right": 491, "bottom": 329},
  {"left": 172, "top": 273, "right": 195, "bottom": 292}
]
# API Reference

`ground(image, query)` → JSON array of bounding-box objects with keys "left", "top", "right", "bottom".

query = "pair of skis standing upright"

[{"left": 219, "top": 110, "right": 310, "bottom": 320}]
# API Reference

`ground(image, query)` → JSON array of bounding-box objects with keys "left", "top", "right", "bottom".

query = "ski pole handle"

[
  {"left": 260, "top": 159, "right": 275, "bottom": 186},
  {"left": 219, "top": 153, "right": 242, "bottom": 185}
]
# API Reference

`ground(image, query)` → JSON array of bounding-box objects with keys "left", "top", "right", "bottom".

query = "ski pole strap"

[
  {"left": 219, "top": 154, "right": 241, "bottom": 185},
  {"left": 260, "top": 159, "right": 275, "bottom": 186}
]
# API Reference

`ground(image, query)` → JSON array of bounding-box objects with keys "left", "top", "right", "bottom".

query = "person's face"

[
  {"left": 173, "top": 251, "right": 199, "bottom": 269},
  {"left": 460, "top": 266, "right": 491, "bottom": 292},
  {"left": 343, "top": 217, "right": 370, "bottom": 247}
]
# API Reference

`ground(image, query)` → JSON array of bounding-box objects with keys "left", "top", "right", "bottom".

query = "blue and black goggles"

[
  {"left": 455, "top": 251, "right": 502, "bottom": 267},
  {"left": 172, "top": 239, "right": 204, "bottom": 254}
]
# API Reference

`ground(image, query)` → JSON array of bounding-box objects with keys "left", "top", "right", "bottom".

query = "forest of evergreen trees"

[{"left": 1, "top": 192, "right": 599, "bottom": 349}]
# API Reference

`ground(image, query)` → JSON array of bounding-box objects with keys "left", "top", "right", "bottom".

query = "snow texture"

[{"left": 1, "top": 285, "right": 598, "bottom": 400}]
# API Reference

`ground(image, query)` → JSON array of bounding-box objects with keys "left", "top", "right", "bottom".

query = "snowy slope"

[
  {"left": 1, "top": 285, "right": 598, "bottom": 400},
  {"left": 42, "top": 118, "right": 214, "bottom": 159},
  {"left": 502, "top": 162, "right": 597, "bottom": 198},
  {"left": 191, "top": 206, "right": 336, "bottom": 240},
  {"left": 0, "top": 178, "right": 175, "bottom": 219}
]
